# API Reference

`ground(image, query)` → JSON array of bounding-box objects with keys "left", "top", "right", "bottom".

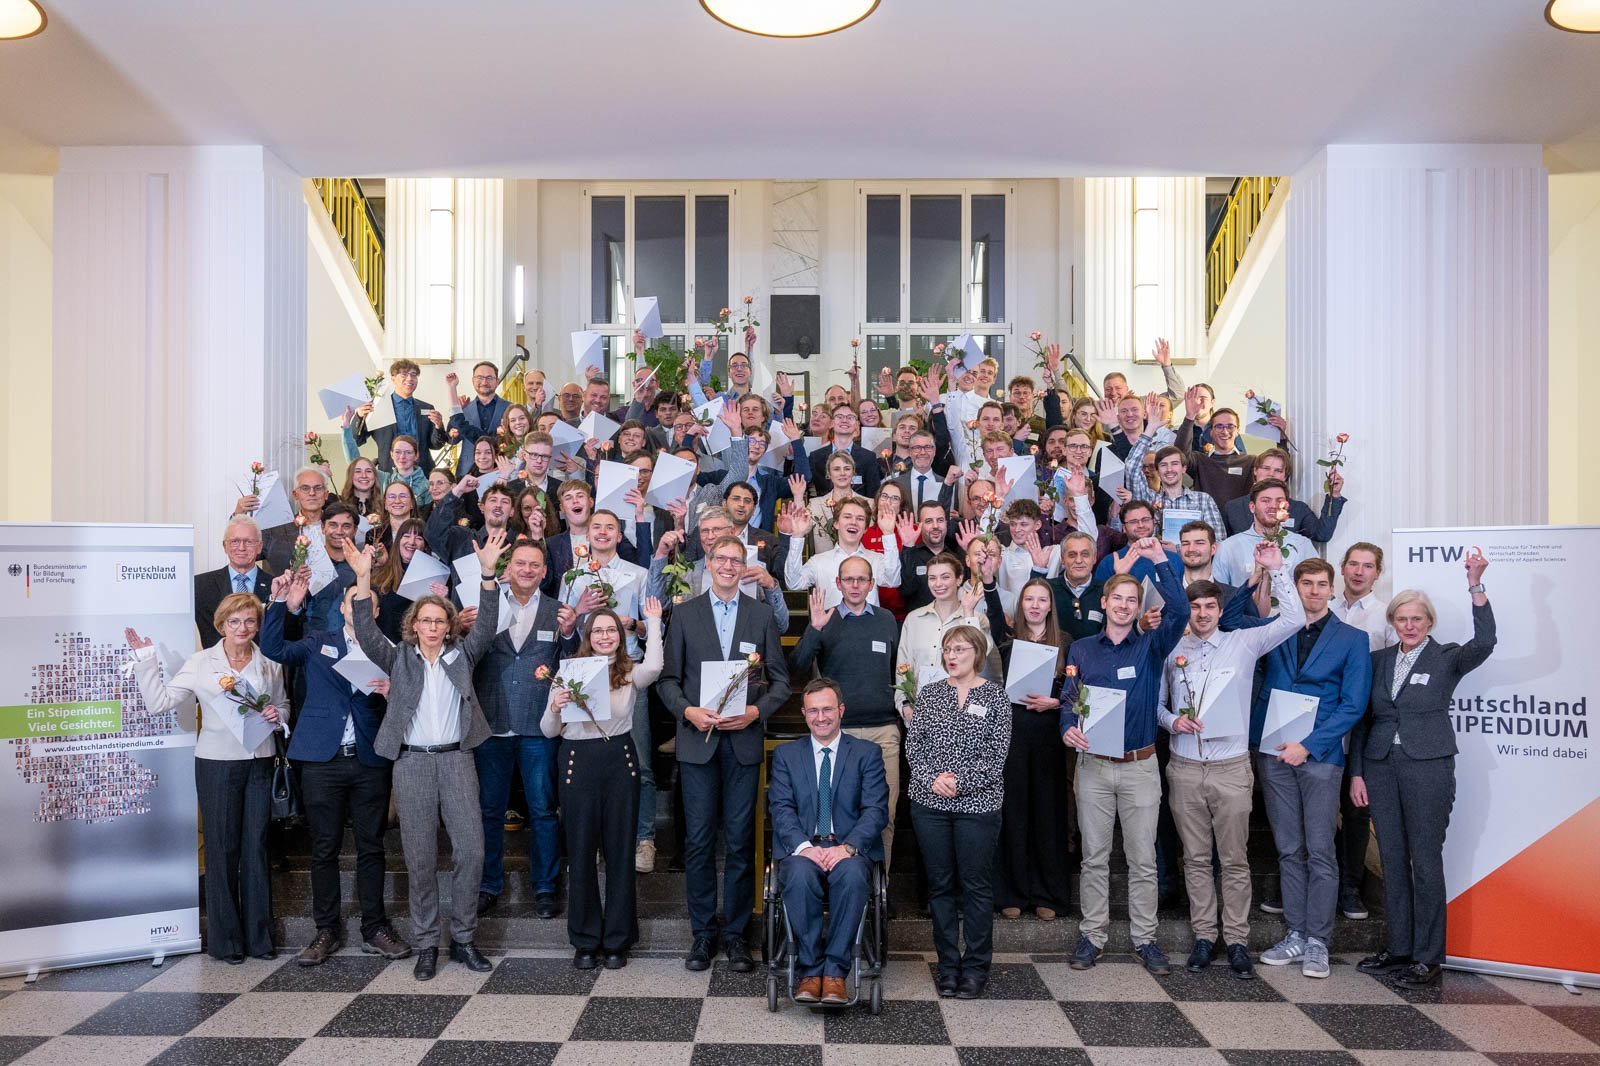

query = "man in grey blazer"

[
  {"left": 658, "top": 534, "right": 792, "bottom": 973},
  {"left": 348, "top": 531, "right": 508, "bottom": 982}
]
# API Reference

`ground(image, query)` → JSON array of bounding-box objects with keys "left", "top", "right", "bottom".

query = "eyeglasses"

[
  {"left": 294, "top": 484, "right": 327, "bottom": 494},
  {"left": 710, "top": 555, "right": 746, "bottom": 568},
  {"left": 589, "top": 625, "right": 621, "bottom": 637},
  {"left": 838, "top": 575, "right": 873, "bottom": 585},
  {"left": 1065, "top": 443, "right": 1092, "bottom": 451},
  {"left": 909, "top": 444, "right": 935, "bottom": 451},
  {"left": 223, "top": 618, "right": 259, "bottom": 630},
  {"left": 526, "top": 451, "right": 552, "bottom": 461},
  {"left": 414, "top": 617, "right": 451, "bottom": 628},
  {"left": 224, "top": 538, "right": 259, "bottom": 548},
  {"left": 1210, "top": 423, "right": 1238, "bottom": 432}
]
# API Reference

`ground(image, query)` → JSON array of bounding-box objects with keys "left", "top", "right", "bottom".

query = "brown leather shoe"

[
  {"left": 821, "top": 976, "right": 849, "bottom": 1005},
  {"left": 1035, "top": 907, "right": 1057, "bottom": 921},
  {"left": 1000, "top": 907, "right": 1022, "bottom": 919},
  {"left": 793, "top": 976, "right": 822, "bottom": 1003}
]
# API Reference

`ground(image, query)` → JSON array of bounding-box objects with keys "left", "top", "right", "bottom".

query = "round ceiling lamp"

[
  {"left": 0, "top": 0, "right": 45, "bottom": 40},
  {"left": 700, "top": 0, "right": 879, "bottom": 38},
  {"left": 1546, "top": 0, "right": 1600, "bottom": 32}
]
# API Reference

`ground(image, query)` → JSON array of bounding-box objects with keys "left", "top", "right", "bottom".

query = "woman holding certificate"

[
  {"left": 990, "top": 578, "right": 1072, "bottom": 922},
  {"left": 126, "top": 594, "right": 287, "bottom": 963},
  {"left": 905, "top": 625, "right": 1013, "bottom": 1000},
  {"left": 543, "top": 599, "right": 664, "bottom": 972},
  {"left": 1350, "top": 548, "right": 1494, "bottom": 988}
]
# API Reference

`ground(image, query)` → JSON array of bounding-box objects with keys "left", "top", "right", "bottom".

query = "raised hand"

[
  {"left": 718, "top": 400, "right": 742, "bottom": 434},
  {"left": 1095, "top": 397, "right": 1117, "bottom": 429},
  {"left": 643, "top": 596, "right": 663, "bottom": 620},
  {"left": 341, "top": 405, "right": 357, "bottom": 430},
  {"left": 474, "top": 528, "right": 509, "bottom": 577},
  {"left": 1326, "top": 468, "right": 1344, "bottom": 498},
  {"left": 1144, "top": 391, "right": 1163, "bottom": 431},
  {"left": 954, "top": 519, "right": 979, "bottom": 551},
  {"left": 633, "top": 330, "right": 647, "bottom": 355},
  {"left": 959, "top": 579, "right": 984, "bottom": 616},
  {"left": 776, "top": 372, "right": 794, "bottom": 398},
  {"left": 444, "top": 371, "right": 460, "bottom": 391},
  {"left": 665, "top": 497, "right": 689, "bottom": 528},
  {"left": 654, "top": 529, "right": 681, "bottom": 560},
  {"left": 1111, "top": 546, "right": 1139, "bottom": 576},
  {"left": 124, "top": 627, "right": 152, "bottom": 651},
  {"left": 980, "top": 548, "right": 1001, "bottom": 586},
  {"left": 808, "top": 587, "right": 834, "bottom": 631},
  {"left": 744, "top": 325, "right": 757, "bottom": 354},
  {"left": 429, "top": 581, "right": 449, "bottom": 599},
  {"left": 705, "top": 335, "right": 721, "bottom": 359},
  {"left": 1152, "top": 337, "right": 1172, "bottom": 366},
  {"left": 1253, "top": 538, "right": 1284, "bottom": 572},
  {"left": 895, "top": 511, "right": 920, "bottom": 547},
  {"left": 557, "top": 602, "right": 579, "bottom": 637},
  {"left": 1022, "top": 530, "right": 1051, "bottom": 569},
  {"left": 624, "top": 486, "right": 647, "bottom": 518},
  {"left": 1135, "top": 536, "right": 1167, "bottom": 562},
  {"left": 1184, "top": 385, "right": 1205, "bottom": 421},
  {"left": 923, "top": 362, "right": 945, "bottom": 403},
  {"left": 347, "top": 543, "right": 375, "bottom": 579},
  {"left": 877, "top": 367, "right": 894, "bottom": 397},
  {"left": 785, "top": 502, "right": 815, "bottom": 538},
  {"left": 270, "top": 571, "right": 294, "bottom": 601},
  {"left": 992, "top": 468, "right": 1014, "bottom": 502},
  {"left": 788, "top": 473, "right": 809, "bottom": 502},
  {"left": 1465, "top": 546, "right": 1489, "bottom": 586},
  {"left": 1064, "top": 469, "right": 1089, "bottom": 498}
]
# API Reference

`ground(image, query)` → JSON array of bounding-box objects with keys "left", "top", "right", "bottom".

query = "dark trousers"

[
  {"left": 911, "top": 803, "right": 1001, "bottom": 980},
  {"left": 680, "top": 735, "right": 760, "bottom": 941},
  {"left": 1337, "top": 761, "right": 1371, "bottom": 894},
  {"left": 1153, "top": 731, "right": 1182, "bottom": 896},
  {"left": 195, "top": 756, "right": 275, "bottom": 959},
  {"left": 561, "top": 737, "right": 641, "bottom": 953},
  {"left": 1365, "top": 748, "right": 1456, "bottom": 966},
  {"left": 994, "top": 709, "right": 1073, "bottom": 912},
  {"left": 476, "top": 734, "right": 560, "bottom": 896},
  {"left": 298, "top": 754, "right": 391, "bottom": 940},
  {"left": 779, "top": 853, "right": 872, "bottom": 979}
]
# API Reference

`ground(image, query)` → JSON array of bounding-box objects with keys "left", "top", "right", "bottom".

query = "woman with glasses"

[
  {"left": 371, "top": 481, "right": 421, "bottom": 552},
  {"left": 126, "top": 594, "right": 286, "bottom": 963}
]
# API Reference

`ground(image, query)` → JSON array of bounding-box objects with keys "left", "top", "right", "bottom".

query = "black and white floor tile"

[{"left": 0, "top": 951, "right": 1595, "bottom": 1066}]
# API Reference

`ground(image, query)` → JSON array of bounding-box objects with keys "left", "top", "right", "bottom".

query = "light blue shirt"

[
  {"left": 710, "top": 589, "right": 740, "bottom": 659},
  {"left": 1212, "top": 526, "right": 1317, "bottom": 586},
  {"left": 228, "top": 565, "right": 259, "bottom": 594}
]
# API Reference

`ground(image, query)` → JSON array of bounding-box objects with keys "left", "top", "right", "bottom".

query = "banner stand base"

[{"left": 1446, "top": 955, "right": 1600, "bottom": 991}]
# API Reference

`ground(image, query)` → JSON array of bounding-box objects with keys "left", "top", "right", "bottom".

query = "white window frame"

[
  {"left": 581, "top": 184, "right": 740, "bottom": 389},
  {"left": 853, "top": 182, "right": 1016, "bottom": 380}
]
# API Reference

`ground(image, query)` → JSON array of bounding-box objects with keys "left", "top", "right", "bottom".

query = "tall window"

[
  {"left": 858, "top": 185, "right": 1013, "bottom": 397},
  {"left": 1132, "top": 176, "right": 1161, "bottom": 359},
  {"left": 584, "top": 187, "right": 735, "bottom": 391}
]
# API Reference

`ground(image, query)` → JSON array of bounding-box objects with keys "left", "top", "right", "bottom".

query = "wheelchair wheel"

[
  {"left": 868, "top": 976, "right": 882, "bottom": 1015},
  {"left": 766, "top": 973, "right": 780, "bottom": 1012},
  {"left": 761, "top": 864, "right": 779, "bottom": 965}
]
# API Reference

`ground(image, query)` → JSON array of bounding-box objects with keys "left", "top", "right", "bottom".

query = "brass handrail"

[
  {"left": 1205, "top": 176, "right": 1281, "bottom": 327},
  {"left": 312, "top": 177, "right": 385, "bottom": 325}
]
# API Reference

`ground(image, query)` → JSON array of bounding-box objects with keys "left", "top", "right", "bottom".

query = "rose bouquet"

[
  {"left": 217, "top": 673, "right": 271, "bottom": 716},
  {"left": 535, "top": 664, "right": 607, "bottom": 738}
]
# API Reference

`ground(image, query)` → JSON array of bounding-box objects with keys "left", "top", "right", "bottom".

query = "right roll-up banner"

[{"left": 1392, "top": 525, "right": 1598, "bottom": 988}]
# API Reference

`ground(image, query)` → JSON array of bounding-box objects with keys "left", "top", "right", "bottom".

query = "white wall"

[
  {"left": 1549, "top": 171, "right": 1600, "bottom": 525},
  {"left": 0, "top": 174, "right": 52, "bottom": 521}
]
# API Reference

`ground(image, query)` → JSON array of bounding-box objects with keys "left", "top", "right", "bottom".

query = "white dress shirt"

[
  {"left": 785, "top": 536, "right": 901, "bottom": 610},
  {"left": 405, "top": 650, "right": 464, "bottom": 748},
  {"left": 997, "top": 542, "right": 1061, "bottom": 617},
  {"left": 1158, "top": 568, "right": 1305, "bottom": 761},
  {"left": 1332, "top": 592, "right": 1397, "bottom": 652},
  {"left": 793, "top": 733, "right": 846, "bottom": 854}
]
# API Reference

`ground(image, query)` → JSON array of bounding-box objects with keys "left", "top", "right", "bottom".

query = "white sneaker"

[
  {"left": 1302, "top": 937, "right": 1330, "bottom": 978},
  {"left": 635, "top": 839, "right": 656, "bottom": 874},
  {"left": 1259, "top": 931, "right": 1306, "bottom": 966}
]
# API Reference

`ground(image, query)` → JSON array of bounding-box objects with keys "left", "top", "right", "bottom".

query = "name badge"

[
  {"left": 1088, "top": 610, "right": 1104, "bottom": 622},
  {"left": 872, "top": 641, "right": 887, "bottom": 654},
  {"left": 537, "top": 630, "right": 555, "bottom": 643},
  {"left": 1228, "top": 466, "right": 1244, "bottom": 476},
  {"left": 965, "top": 703, "right": 988, "bottom": 718},
  {"left": 1410, "top": 673, "right": 1430, "bottom": 686},
  {"left": 916, "top": 565, "right": 928, "bottom": 576},
  {"left": 321, "top": 645, "right": 339, "bottom": 658},
  {"left": 442, "top": 648, "right": 461, "bottom": 665},
  {"left": 1117, "top": 665, "right": 1137, "bottom": 680},
  {"left": 851, "top": 475, "right": 863, "bottom": 485},
  {"left": 1282, "top": 518, "right": 1295, "bottom": 528},
  {"left": 739, "top": 641, "right": 757, "bottom": 654}
]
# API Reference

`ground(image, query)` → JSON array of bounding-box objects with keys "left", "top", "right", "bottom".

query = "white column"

[
  {"left": 1286, "top": 145, "right": 1548, "bottom": 578},
  {"left": 52, "top": 146, "right": 306, "bottom": 568},
  {"left": 1083, "top": 176, "right": 1206, "bottom": 363},
  {"left": 386, "top": 177, "right": 507, "bottom": 366}
]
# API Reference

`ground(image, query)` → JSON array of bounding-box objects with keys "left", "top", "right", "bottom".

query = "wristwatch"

[
  {"left": 1467, "top": 583, "right": 1486, "bottom": 594},
  {"left": 841, "top": 843, "right": 857, "bottom": 857}
]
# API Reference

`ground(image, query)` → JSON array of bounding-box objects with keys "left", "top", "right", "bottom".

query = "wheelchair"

[{"left": 761, "top": 856, "right": 888, "bottom": 1014}]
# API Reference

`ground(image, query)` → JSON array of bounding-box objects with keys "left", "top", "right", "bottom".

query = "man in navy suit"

[
  {"left": 355, "top": 359, "right": 448, "bottom": 474},
  {"left": 768, "top": 679, "right": 889, "bottom": 1005},
  {"left": 807, "top": 403, "right": 882, "bottom": 499},
  {"left": 447, "top": 361, "right": 511, "bottom": 476},
  {"left": 261, "top": 576, "right": 411, "bottom": 967},
  {"left": 1251, "top": 557, "right": 1372, "bottom": 980}
]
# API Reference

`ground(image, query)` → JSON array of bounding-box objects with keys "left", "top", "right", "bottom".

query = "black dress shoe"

[
  {"left": 573, "top": 950, "right": 598, "bottom": 970},
  {"left": 414, "top": 947, "right": 438, "bottom": 981},
  {"left": 955, "top": 974, "right": 987, "bottom": 1000},
  {"left": 477, "top": 892, "right": 498, "bottom": 917},
  {"left": 935, "top": 973, "right": 959, "bottom": 998},
  {"left": 1357, "top": 950, "right": 1414, "bottom": 975},
  {"left": 535, "top": 892, "right": 559, "bottom": 919},
  {"left": 685, "top": 936, "right": 716, "bottom": 971},
  {"left": 253, "top": 949, "right": 278, "bottom": 961},
  {"left": 1186, "top": 939, "right": 1215, "bottom": 973},
  {"left": 1391, "top": 962, "right": 1443, "bottom": 987},
  {"left": 603, "top": 952, "right": 627, "bottom": 970},
  {"left": 723, "top": 937, "right": 755, "bottom": 973},
  {"left": 449, "top": 941, "right": 492, "bottom": 972},
  {"left": 224, "top": 953, "right": 245, "bottom": 966},
  {"left": 1227, "top": 943, "right": 1256, "bottom": 980}
]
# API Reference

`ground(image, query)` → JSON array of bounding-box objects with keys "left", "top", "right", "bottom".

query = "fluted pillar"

[{"left": 1285, "top": 145, "right": 1548, "bottom": 582}]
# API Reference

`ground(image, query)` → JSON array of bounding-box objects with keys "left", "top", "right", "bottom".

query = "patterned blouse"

[{"left": 905, "top": 678, "right": 1013, "bottom": 814}]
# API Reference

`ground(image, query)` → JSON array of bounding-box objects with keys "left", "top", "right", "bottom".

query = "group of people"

[{"left": 150, "top": 339, "right": 1491, "bottom": 1000}]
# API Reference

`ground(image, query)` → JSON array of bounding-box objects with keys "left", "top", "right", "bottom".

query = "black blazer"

[
  {"left": 808, "top": 444, "right": 882, "bottom": 499},
  {"left": 1351, "top": 602, "right": 1496, "bottom": 773},
  {"left": 195, "top": 564, "right": 273, "bottom": 648},
  {"left": 657, "top": 591, "right": 791, "bottom": 767},
  {"left": 356, "top": 397, "right": 448, "bottom": 473}
]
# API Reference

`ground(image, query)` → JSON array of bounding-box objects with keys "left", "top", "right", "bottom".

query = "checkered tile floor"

[{"left": 1, "top": 949, "right": 1596, "bottom": 1066}]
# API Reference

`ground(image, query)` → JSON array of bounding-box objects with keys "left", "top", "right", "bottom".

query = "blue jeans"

[
  {"left": 631, "top": 687, "right": 656, "bottom": 842},
  {"left": 476, "top": 734, "right": 560, "bottom": 896}
]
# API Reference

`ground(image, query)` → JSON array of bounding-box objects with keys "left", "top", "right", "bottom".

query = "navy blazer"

[
  {"left": 1252, "top": 612, "right": 1373, "bottom": 766},
  {"left": 807, "top": 443, "right": 882, "bottom": 499},
  {"left": 356, "top": 396, "right": 448, "bottom": 473},
  {"left": 473, "top": 593, "right": 580, "bottom": 735},
  {"left": 449, "top": 396, "right": 511, "bottom": 475},
  {"left": 657, "top": 590, "right": 791, "bottom": 766},
  {"left": 768, "top": 733, "right": 889, "bottom": 862},
  {"left": 259, "top": 602, "right": 387, "bottom": 768}
]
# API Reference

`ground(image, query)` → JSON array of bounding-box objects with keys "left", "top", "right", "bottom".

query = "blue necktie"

[
  {"left": 233, "top": 572, "right": 249, "bottom": 594},
  {"left": 916, "top": 474, "right": 928, "bottom": 508},
  {"left": 816, "top": 747, "right": 833, "bottom": 838}
]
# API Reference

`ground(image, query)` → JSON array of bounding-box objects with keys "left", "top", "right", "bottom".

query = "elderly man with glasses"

[{"left": 195, "top": 517, "right": 274, "bottom": 648}]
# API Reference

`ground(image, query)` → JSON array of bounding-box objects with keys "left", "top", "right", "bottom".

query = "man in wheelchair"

[{"left": 768, "top": 678, "right": 890, "bottom": 1005}]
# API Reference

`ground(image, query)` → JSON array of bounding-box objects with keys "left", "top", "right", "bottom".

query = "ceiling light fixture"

[
  {"left": 700, "top": 0, "right": 878, "bottom": 38},
  {"left": 1546, "top": 0, "right": 1600, "bottom": 32},
  {"left": 0, "top": 0, "right": 45, "bottom": 40}
]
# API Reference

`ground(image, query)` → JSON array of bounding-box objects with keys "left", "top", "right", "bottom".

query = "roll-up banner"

[
  {"left": 1393, "top": 525, "right": 1598, "bottom": 988},
  {"left": 0, "top": 523, "right": 200, "bottom": 977}
]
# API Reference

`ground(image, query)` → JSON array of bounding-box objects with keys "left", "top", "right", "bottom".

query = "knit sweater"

[{"left": 789, "top": 605, "right": 901, "bottom": 728}]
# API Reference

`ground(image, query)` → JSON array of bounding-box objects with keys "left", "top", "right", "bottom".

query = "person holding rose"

[
  {"left": 126, "top": 594, "right": 286, "bottom": 963},
  {"left": 1350, "top": 548, "right": 1495, "bottom": 988},
  {"left": 541, "top": 598, "right": 664, "bottom": 970}
]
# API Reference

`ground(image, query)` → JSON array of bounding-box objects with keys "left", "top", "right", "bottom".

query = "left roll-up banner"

[{"left": 0, "top": 523, "right": 200, "bottom": 977}]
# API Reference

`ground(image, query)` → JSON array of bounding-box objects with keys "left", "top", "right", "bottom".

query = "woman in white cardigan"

[
  {"left": 127, "top": 592, "right": 287, "bottom": 963},
  {"left": 543, "top": 598, "right": 663, "bottom": 971}
]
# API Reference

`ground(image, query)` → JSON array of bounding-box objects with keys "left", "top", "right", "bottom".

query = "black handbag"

[{"left": 269, "top": 733, "right": 301, "bottom": 822}]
